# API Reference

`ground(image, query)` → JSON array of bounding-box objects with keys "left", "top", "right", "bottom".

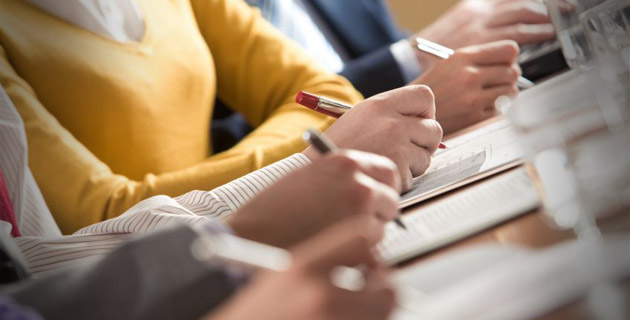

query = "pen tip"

[{"left": 394, "top": 218, "right": 407, "bottom": 230}]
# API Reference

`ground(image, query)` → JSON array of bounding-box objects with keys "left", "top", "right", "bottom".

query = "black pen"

[{"left": 303, "top": 129, "right": 408, "bottom": 230}]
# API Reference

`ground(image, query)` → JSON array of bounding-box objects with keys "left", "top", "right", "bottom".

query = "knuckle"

[
  {"left": 410, "top": 84, "right": 435, "bottom": 104},
  {"left": 509, "top": 65, "right": 521, "bottom": 79},
  {"left": 501, "top": 39, "right": 520, "bottom": 58},
  {"left": 463, "top": 67, "right": 480, "bottom": 85}
]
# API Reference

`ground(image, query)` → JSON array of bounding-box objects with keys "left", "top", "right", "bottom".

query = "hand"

[
  {"left": 412, "top": 40, "right": 520, "bottom": 134},
  {"left": 205, "top": 218, "right": 397, "bottom": 320},
  {"left": 227, "top": 150, "right": 401, "bottom": 248},
  {"left": 419, "top": 0, "right": 555, "bottom": 49},
  {"left": 305, "top": 86, "right": 443, "bottom": 191}
]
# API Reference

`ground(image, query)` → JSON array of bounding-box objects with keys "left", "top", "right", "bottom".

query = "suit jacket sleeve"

[
  {"left": 4, "top": 225, "right": 237, "bottom": 320},
  {"left": 339, "top": 46, "right": 407, "bottom": 98}
]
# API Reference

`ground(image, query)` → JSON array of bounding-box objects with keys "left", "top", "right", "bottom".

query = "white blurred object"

[{"left": 393, "top": 234, "right": 630, "bottom": 320}]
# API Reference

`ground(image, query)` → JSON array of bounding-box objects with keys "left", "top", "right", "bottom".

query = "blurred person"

[
  {"left": 0, "top": 0, "right": 441, "bottom": 233},
  {"left": 244, "top": 0, "right": 551, "bottom": 132},
  {"left": 2, "top": 218, "right": 396, "bottom": 320}
]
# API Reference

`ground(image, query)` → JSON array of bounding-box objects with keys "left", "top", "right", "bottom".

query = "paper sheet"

[
  {"left": 379, "top": 167, "right": 540, "bottom": 265},
  {"left": 400, "top": 118, "right": 524, "bottom": 208}
]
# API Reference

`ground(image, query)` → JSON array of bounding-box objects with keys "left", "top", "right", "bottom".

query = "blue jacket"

[{"left": 306, "top": 0, "right": 408, "bottom": 97}]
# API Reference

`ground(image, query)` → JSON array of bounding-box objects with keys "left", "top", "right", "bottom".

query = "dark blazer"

[{"left": 306, "top": 0, "right": 408, "bottom": 97}]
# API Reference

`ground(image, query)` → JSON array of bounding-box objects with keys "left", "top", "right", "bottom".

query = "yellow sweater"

[{"left": 0, "top": 0, "right": 362, "bottom": 233}]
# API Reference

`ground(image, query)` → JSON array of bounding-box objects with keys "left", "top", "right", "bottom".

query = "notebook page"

[
  {"left": 400, "top": 118, "right": 524, "bottom": 207},
  {"left": 380, "top": 168, "right": 540, "bottom": 265}
]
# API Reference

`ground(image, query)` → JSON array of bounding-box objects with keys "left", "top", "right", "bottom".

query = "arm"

[
  {"left": 0, "top": 0, "right": 361, "bottom": 233},
  {"left": 7, "top": 225, "right": 237, "bottom": 320},
  {"left": 15, "top": 154, "right": 310, "bottom": 276},
  {"left": 190, "top": 0, "right": 362, "bottom": 160}
]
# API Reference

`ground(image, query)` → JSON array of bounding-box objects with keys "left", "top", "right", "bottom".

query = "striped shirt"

[{"left": 0, "top": 86, "right": 310, "bottom": 277}]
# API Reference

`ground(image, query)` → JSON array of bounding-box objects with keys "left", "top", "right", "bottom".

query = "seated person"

[
  {"left": 1, "top": 84, "right": 398, "bottom": 320},
  {"left": 245, "top": 0, "right": 553, "bottom": 132},
  {"left": 0, "top": 0, "right": 441, "bottom": 233}
]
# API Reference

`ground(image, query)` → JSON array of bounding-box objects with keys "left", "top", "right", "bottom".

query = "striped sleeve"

[{"left": 16, "top": 153, "right": 311, "bottom": 276}]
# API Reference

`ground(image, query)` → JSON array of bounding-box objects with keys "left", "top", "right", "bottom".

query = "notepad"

[
  {"left": 379, "top": 167, "right": 540, "bottom": 265},
  {"left": 400, "top": 118, "right": 524, "bottom": 208}
]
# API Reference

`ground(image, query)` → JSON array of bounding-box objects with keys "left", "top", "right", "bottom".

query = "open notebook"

[
  {"left": 399, "top": 118, "right": 524, "bottom": 208},
  {"left": 380, "top": 167, "right": 540, "bottom": 265}
]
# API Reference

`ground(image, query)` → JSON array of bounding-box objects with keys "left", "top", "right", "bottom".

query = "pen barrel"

[{"left": 318, "top": 99, "right": 352, "bottom": 117}]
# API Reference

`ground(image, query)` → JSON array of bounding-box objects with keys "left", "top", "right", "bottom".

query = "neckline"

[{"left": 10, "top": 0, "right": 153, "bottom": 50}]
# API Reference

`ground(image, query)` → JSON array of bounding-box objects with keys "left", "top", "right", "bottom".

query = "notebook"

[
  {"left": 400, "top": 118, "right": 524, "bottom": 208},
  {"left": 380, "top": 167, "right": 540, "bottom": 265}
]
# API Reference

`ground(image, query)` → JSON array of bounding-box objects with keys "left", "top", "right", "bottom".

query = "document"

[
  {"left": 379, "top": 167, "right": 540, "bottom": 265},
  {"left": 400, "top": 118, "right": 524, "bottom": 208}
]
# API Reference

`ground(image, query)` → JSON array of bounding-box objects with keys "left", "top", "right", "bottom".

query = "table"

[
  {"left": 395, "top": 116, "right": 628, "bottom": 319},
  {"left": 398, "top": 116, "right": 574, "bottom": 270}
]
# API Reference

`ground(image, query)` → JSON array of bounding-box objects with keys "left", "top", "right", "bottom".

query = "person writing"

[
  {"left": 245, "top": 0, "right": 547, "bottom": 133},
  {"left": 0, "top": 0, "right": 442, "bottom": 233},
  {"left": 1, "top": 84, "right": 399, "bottom": 319}
]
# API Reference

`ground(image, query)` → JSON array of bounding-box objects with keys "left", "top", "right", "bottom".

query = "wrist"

[{"left": 408, "top": 36, "right": 441, "bottom": 71}]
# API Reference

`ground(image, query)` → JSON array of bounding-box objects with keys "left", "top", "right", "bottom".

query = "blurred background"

[{"left": 387, "top": 0, "right": 460, "bottom": 31}]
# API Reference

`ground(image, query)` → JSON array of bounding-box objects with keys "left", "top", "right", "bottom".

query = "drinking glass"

[{"left": 545, "top": 0, "right": 607, "bottom": 69}]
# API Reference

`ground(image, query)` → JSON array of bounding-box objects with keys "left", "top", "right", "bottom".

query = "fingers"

[
  {"left": 351, "top": 171, "right": 400, "bottom": 222},
  {"left": 408, "top": 144, "right": 432, "bottom": 177},
  {"left": 479, "top": 64, "right": 521, "bottom": 88},
  {"left": 487, "top": 1, "right": 551, "bottom": 27},
  {"left": 462, "top": 40, "right": 520, "bottom": 65},
  {"left": 405, "top": 118, "right": 443, "bottom": 154},
  {"left": 372, "top": 85, "right": 436, "bottom": 119},
  {"left": 337, "top": 150, "right": 402, "bottom": 193},
  {"left": 493, "top": 23, "right": 556, "bottom": 46}
]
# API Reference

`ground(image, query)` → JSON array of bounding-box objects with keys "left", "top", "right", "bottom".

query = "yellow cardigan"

[{"left": 0, "top": 0, "right": 362, "bottom": 233}]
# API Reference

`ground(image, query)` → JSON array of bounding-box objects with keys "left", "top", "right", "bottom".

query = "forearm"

[{"left": 7, "top": 225, "right": 236, "bottom": 320}]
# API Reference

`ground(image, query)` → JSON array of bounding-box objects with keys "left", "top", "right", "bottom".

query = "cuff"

[{"left": 389, "top": 39, "right": 423, "bottom": 84}]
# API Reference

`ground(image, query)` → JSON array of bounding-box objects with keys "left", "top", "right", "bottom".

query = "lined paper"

[
  {"left": 380, "top": 168, "right": 540, "bottom": 265},
  {"left": 400, "top": 118, "right": 524, "bottom": 208}
]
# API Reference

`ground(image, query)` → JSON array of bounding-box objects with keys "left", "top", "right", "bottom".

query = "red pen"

[{"left": 296, "top": 91, "right": 447, "bottom": 149}]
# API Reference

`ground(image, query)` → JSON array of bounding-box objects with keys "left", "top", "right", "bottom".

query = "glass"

[
  {"left": 581, "top": 0, "right": 630, "bottom": 126},
  {"left": 545, "top": 0, "right": 607, "bottom": 69}
]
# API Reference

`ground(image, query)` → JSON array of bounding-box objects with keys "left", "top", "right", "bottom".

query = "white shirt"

[
  {"left": 0, "top": 85, "right": 310, "bottom": 277},
  {"left": 248, "top": 0, "right": 422, "bottom": 81},
  {"left": 23, "top": 0, "right": 145, "bottom": 43}
]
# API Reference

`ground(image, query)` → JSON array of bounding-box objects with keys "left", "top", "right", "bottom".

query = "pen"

[
  {"left": 302, "top": 128, "right": 408, "bottom": 231},
  {"left": 415, "top": 37, "right": 535, "bottom": 89},
  {"left": 192, "top": 227, "right": 366, "bottom": 291},
  {"left": 296, "top": 91, "right": 447, "bottom": 150}
]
